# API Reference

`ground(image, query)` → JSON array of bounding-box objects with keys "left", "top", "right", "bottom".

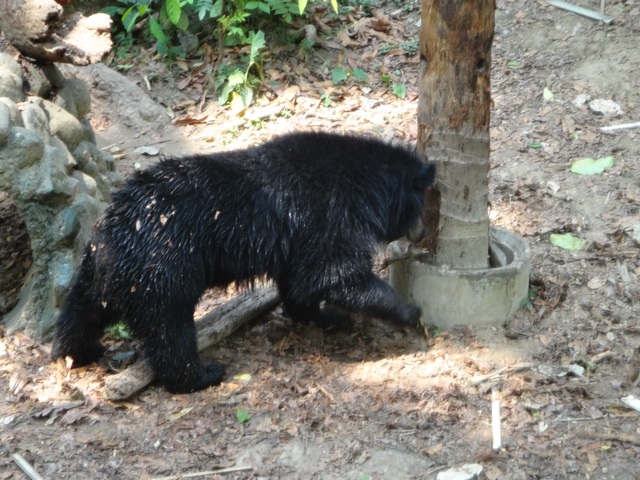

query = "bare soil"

[{"left": 2, "top": 1, "right": 640, "bottom": 479}]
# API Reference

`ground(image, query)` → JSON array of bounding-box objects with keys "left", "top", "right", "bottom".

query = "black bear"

[{"left": 51, "top": 131, "right": 435, "bottom": 393}]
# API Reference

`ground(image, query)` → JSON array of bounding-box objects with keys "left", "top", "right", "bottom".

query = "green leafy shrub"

[{"left": 103, "top": 0, "right": 339, "bottom": 106}]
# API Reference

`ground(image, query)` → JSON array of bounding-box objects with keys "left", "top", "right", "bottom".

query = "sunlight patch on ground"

[{"left": 343, "top": 351, "right": 466, "bottom": 388}]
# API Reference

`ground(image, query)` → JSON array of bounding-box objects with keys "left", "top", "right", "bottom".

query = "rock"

[
  {"left": 0, "top": 61, "right": 121, "bottom": 339},
  {"left": 573, "top": 93, "right": 591, "bottom": 108},
  {"left": 0, "top": 55, "right": 24, "bottom": 103},
  {"left": 55, "top": 208, "right": 81, "bottom": 245},
  {"left": 0, "top": 102, "right": 11, "bottom": 146},
  {"left": 34, "top": 145, "right": 79, "bottom": 201},
  {"left": 40, "top": 63, "right": 67, "bottom": 89},
  {"left": 4, "top": 127, "right": 45, "bottom": 171},
  {"left": 133, "top": 146, "right": 160, "bottom": 156},
  {"left": 21, "top": 101, "right": 53, "bottom": 143},
  {"left": 60, "top": 63, "right": 171, "bottom": 129},
  {"left": 41, "top": 99, "right": 88, "bottom": 151},
  {"left": 0, "top": 98, "right": 24, "bottom": 127},
  {"left": 0, "top": 52, "right": 23, "bottom": 79},
  {"left": 55, "top": 78, "right": 91, "bottom": 118},
  {"left": 628, "top": 223, "right": 640, "bottom": 246},
  {"left": 0, "top": 68, "right": 23, "bottom": 103},
  {"left": 71, "top": 170, "right": 98, "bottom": 196},
  {"left": 589, "top": 99, "right": 623, "bottom": 117},
  {"left": 23, "top": 62, "right": 53, "bottom": 98}
]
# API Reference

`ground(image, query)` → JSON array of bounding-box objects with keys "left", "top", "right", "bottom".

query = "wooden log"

[
  {"left": 104, "top": 286, "right": 281, "bottom": 401},
  {"left": 0, "top": 0, "right": 112, "bottom": 65}
]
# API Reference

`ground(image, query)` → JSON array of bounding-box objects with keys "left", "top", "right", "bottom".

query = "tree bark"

[
  {"left": 418, "top": 0, "right": 494, "bottom": 269},
  {"left": 103, "top": 286, "right": 281, "bottom": 401}
]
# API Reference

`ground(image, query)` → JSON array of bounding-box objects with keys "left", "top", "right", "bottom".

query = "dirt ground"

[{"left": 2, "top": 0, "right": 640, "bottom": 478}]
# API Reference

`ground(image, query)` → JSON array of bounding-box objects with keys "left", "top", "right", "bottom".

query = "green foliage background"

[{"left": 98, "top": 0, "right": 339, "bottom": 106}]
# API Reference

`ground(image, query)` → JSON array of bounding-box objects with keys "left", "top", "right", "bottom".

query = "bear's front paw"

[
  {"left": 51, "top": 342, "right": 106, "bottom": 367},
  {"left": 396, "top": 304, "right": 421, "bottom": 326}
]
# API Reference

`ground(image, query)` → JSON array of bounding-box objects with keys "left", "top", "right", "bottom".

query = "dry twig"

[
  {"left": 585, "top": 432, "right": 640, "bottom": 446},
  {"left": 471, "top": 362, "right": 536, "bottom": 385},
  {"left": 151, "top": 465, "right": 253, "bottom": 480}
]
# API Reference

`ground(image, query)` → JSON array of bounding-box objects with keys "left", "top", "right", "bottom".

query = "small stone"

[
  {"left": 589, "top": 99, "right": 623, "bottom": 117},
  {"left": 573, "top": 94, "right": 591, "bottom": 108},
  {"left": 133, "top": 146, "right": 160, "bottom": 157}
]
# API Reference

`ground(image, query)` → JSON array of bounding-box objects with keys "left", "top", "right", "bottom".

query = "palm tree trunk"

[{"left": 418, "top": 0, "right": 494, "bottom": 269}]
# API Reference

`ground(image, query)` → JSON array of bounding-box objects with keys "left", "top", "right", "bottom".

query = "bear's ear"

[{"left": 413, "top": 163, "right": 436, "bottom": 189}]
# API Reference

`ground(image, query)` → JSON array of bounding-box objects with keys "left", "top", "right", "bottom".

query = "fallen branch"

[{"left": 104, "top": 286, "right": 281, "bottom": 401}]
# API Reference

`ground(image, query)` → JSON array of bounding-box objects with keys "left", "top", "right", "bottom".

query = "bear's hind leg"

[
  {"left": 284, "top": 300, "right": 351, "bottom": 329},
  {"left": 135, "top": 305, "right": 225, "bottom": 393}
]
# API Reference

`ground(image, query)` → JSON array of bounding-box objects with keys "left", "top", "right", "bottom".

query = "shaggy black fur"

[{"left": 51, "top": 132, "right": 435, "bottom": 393}]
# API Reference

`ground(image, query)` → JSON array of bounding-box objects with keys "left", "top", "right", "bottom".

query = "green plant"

[
  {"left": 320, "top": 91, "right": 334, "bottom": 107},
  {"left": 380, "top": 73, "right": 406, "bottom": 99},
  {"left": 103, "top": 0, "right": 340, "bottom": 107},
  {"left": 424, "top": 324, "right": 442, "bottom": 338},
  {"left": 215, "top": 29, "right": 265, "bottom": 107},
  {"left": 107, "top": 322, "right": 133, "bottom": 340},
  {"left": 391, "top": 82, "right": 406, "bottom": 99},
  {"left": 331, "top": 66, "right": 368, "bottom": 85},
  {"left": 378, "top": 40, "right": 419, "bottom": 56},
  {"left": 521, "top": 287, "right": 539, "bottom": 308},
  {"left": 111, "top": 0, "right": 338, "bottom": 53},
  {"left": 236, "top": 408, "right": 251, "bottom": 423}
]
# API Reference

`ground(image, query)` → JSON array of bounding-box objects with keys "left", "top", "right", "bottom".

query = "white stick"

[
  {"left": 621, "top": 395, "right": 640, "bottom": 414},
  {"left": 491, "top": 389, "right": 502, "bottom": 451},
  {"left": 599, "top": 121, "right": 640, "bottom": 133},
  {"left": 547, "top": 0, "right": 614, "bottom": 24},
  {"left": 11, "top": 453, "right": 44, "bottom": 480}
]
